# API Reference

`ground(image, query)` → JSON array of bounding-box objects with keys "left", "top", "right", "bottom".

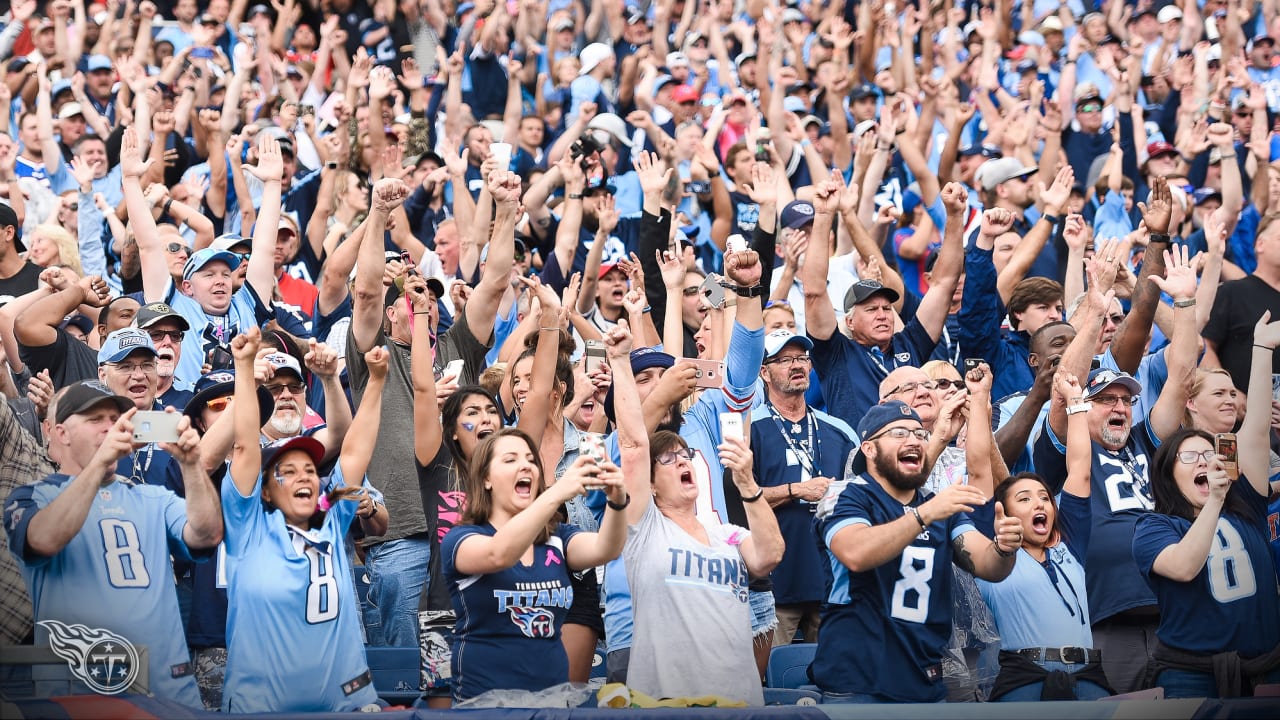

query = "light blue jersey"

[
  {"left": 160, "top": 280, "right": 273, "bottom": 388},
  {"left": 221, "top": 465, "right": 377, "bottom": 713},
  {"left": 5, "top": 474, "right": 205, "bottom": 708}
]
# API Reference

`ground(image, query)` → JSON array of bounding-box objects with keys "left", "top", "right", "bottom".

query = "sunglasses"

[
  {"left": 682, "top": 286, "right": 701, "bottom": 297},
  {"left": 206, "top": 396, "right": 233, "bottom": 412},
  {"left": 165, "top": 242, "right": 190, "bottom": 255},
  {"left": 147, "top": 329, "right": 185, "bottom": 342},
  {"left": 1078, "top": 103, "right": 1103, "bottom": 113},
  {"left": 765, "top": 299, "right": 791, "bottom": 309},
  {"left": 933, "top": 378, "right": 965, "bottom": 391}
]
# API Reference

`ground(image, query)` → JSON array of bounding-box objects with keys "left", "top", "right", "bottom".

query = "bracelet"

[
  {"left": 1147, "top": 232, "right": 1171, "bottom": 245},
  {"left": 1254, "top": 344, "right": 1275, "bottom": 351},
  {"left": 606, "top": 494, "right": 631, "bottom": 511},
  {"left": 994, "top": 543, "right": 1017, "bottom": 558},
  {"left": 800, "top": 138, "right": 812, "bottom": 148},
  {"left": 1064, "top": 58, "right": 1077, "bottom": 65},
  {"left": 1066, "top": 403, "right": 1092, "bottom": 415},
  {"left": 641, "top": 305, "right": 651, "bottom": 313},
  {"left": 567, "top": 193, "right": 583, "bottom": 200},
  {"left": 741, "top": 487, "right": 765, "bottom": 503},
  {"left": 539, "top": 326, "right": 559, "bottom": 332},
  {"left": 1042, "top": 213, "right": 1060, "bottom": 226},
  {"left": 360, "top": 502, "right": 379, "bottom": 520},
  {"left": 787, "top": 483, "right": 794, "bottom": 499},
  {"left": 908, "top": 505, "right": 928, "bottom": 533},
  {"left": 1172, "top": 298, "right": 1196, "bottom": 308},
  {"left": 162, "top": 199, "right": 173, "bottom": 216}
]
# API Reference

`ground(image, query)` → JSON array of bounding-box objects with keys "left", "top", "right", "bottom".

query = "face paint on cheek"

[
  {"left": 461, "top": 422, "right": 476, "bottom": 432},
  {"left": 273, "top": 466, "right": 287, "bottom": 486}
]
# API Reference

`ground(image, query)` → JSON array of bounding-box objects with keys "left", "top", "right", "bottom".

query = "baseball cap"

[
  {"left": 1157, "top": 6, "right": 1183, "bottom": 23},
  {"left": 60, "top": 313, "right": 95, "bottom": 335},
  {"left": 849, "top": 83, "right": 878, "bottom": 101},
  {"left": 603, "top": 346, "right": 676, "bottom": 422},
  {"left": 843, "top": 279, "right": 901, "bottom": 312},
  {"left": 1039, "top": 16, "right": 1065, "bottom": 33},
  {"left": 1193, "top": 188, "right": 1223, "bottom": 206},
  {"left": 278, "top": 217, "right": 299, "bottom": 236},
  {"left": 978, "top": 157, "right": 1037, "bottom": 191},
  {"left": 55, "top": 380, "right": 132, "bottom": 425},
  {"left": 735, "top": 51, "right": 757, "bottom": 67},
  {"left": 598, "top": 262, "right": 626, "bottom": 280},
  {"left": 261, "top": 436, "right": 326, "bottom": 474},
  {"left": 849, "top": 400, "right": 923, "bottom": 474},
  {"left": 1083, "top": 368, "right": 1142, "bottom": 400},
  {"left": 780, "top": 200, "right": 816, "bottom": 229},
  {"left": 587, "top": 113, "right": 633, "bottom": 147},
  {"left": 51, "top": 79, "right": 73, "bottom": 97},
  {"left": 210, "top": 234, "right": 252, "bottom": 253},
  {"left": 764, "top": 330, "right": 813, "bottom": 360},
  {"left": 0, "top": 203, "right": 22, "bottom": 252},
  {"left": 782, "top": 8, "right": 805, "bottom": 23},
  {"left": 183, "top": 248, "right": 242, "bottom": 280},
  {"left": 265, "top": 352, "right": 304, "bottom": 380},
  {"left": 1147, "top": 141, "right": 1178, "bottom": 159},
  {"left": 1074, "top": 83, "right": 1104, "bottom": 105},
  {"left": 184, "top": 368, "right": 275, "bottom": 425},
  {"left": 783, "top": 97, "right": 807, "bottom": 113},
  {"left": 57, "top": 102, "right": 85, "bottom": 121},
  {"left": 98, "top": 328, "right": 159, "bottom": 365},
  {"left": 671, "top": 85, "right": 699, "bottom": 104},
  {"left": 198, "top": 13, "right": 220, "bottom": 25},
  {"left": 580, "top": 43, "right": 614, "bottom": 75},
  {"left": 1250, "top": 34, "right": 1275, "bottom": 52},
  {"left": 133, "top": 302, "right": 190, "bottom": 330},
  {"left": 86, "top": 55, "right": 113, "bottom": 73}
]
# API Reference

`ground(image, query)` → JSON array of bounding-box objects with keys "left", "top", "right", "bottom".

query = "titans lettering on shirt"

[
  {"left": 492, "top": 581, "right": 574, "bottom": 614},
  {"left": 666, "top": 548, "right": 750, "bottom": 602}
]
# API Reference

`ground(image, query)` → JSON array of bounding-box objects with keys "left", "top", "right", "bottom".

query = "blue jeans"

[
  {"left": 749, "top": 589, "right": 777, "bottom": 637},
  {"left": 995, "top": 661, "right": 1112, "bottom": 701},
  {"left": 1157, "top": 667, "right": 1280, "bottom": 699},
  {"left": 820, "top": 691, "right": 882, "bottom": 704},
  {"left": 363, "top": 536, "right": 431, "bottom": 647}
]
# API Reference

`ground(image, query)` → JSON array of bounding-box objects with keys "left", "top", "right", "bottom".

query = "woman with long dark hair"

[
  {"left": 1133, "top": 313, "right": 1280, "bottom": 698},
  {"left": 978, "top": 371, "right": 1112, "bottom": 701}
]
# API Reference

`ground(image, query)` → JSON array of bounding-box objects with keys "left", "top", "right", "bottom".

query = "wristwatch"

[
  {"left": 324, "top": 161, "right": 339, "bottom": 170},
  {"left": 719, "top": 281, "right": 765, "bottom": 298}
]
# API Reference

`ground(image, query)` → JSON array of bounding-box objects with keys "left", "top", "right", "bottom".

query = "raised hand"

[
  {"left": 724, "top": 248, "right": 763, "bottom": 288},
  {"left": 159, "top": 413, "right": 203, "bottom": 466},
  {"left": 69, "top": 156, "right": 96, "bottom": 189},
  {"left": 1062, "top": 214, "right": 1087, "bottom": 252},
  {"left": 979, "top": 207, "right": 1015, "bottom": 237},
  {"left": 371, "top": 178, "right": 410, "bottom": 214},
  {"left": 744, "top": 162, "right": 777, "bottom": 207},
  {"left": 941, "top": 182, "right": 968, "bottom": 216},
  {"left": 1038, "top": 165, "right": 1074, "bottom": 214},
  {"left": 304, "top": 338, "right": 340, "bottom": 377},
  {"left": 717, "top": 435, "right": 755, "bottom": 482},
  {"left": 487, "top": 170, "right": 522, "bottom": 206},
  {"left": 1150, "top": 244, "right": 1198, "bottom": 301},
  {"left": 77, "top": 274, "right": 111, "bottom": 306},
  {"left": 992, "top": 501, "right": 1023, "bottom": 553},
  {"left": 1253, "top": 310, "right": 1280, "bottom": 350},
  {"left": 635, "top": 151, "right": 672, "bottom": 196},
  {"left": 1054, "top": 370, "right": 1082, "bottom": 404},
  {"left": 366, "top": 346, "right": 390, "bottom": 381},
  {"left": 230, "top": 325, "right": 262, "bottom": 362},
  {"left": 369, "top": 65, "right": 396, "bottom": 100},
  {"left": 39, "top": 266, "right": 76, "bottom": 292},
  {"left": 119, "top": 128, "right": 153, "bottom": 178},
  {"left": 27, "top": 369, "right": 53, "bottom": 419},
  {"left": 603, "top": 317, "right": 634, "bottom": 358},
  {"left": 1138, "top": 176, "right": 1173, "bottom": 234},
  {"left": 245, "top": 134, "right": 284, "bottom": 182},
  {"left": 91, "top": 408, "right": 140, "bottom": 469},
  {"left": 596, "top": 192, "right": 620, "bottom": 235}
]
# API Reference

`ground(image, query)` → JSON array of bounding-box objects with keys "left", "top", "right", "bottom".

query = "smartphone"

[
  {"left": 684, "top": 180, "right": 710, "bottom": 194},
  {"left": 720, "top": 412, "right": 744, "bottom": 442},
  {"left": 754, "top": 128, "right": 772, "bottom": 162},
  {"left": 725, "top": 234, "right": 747, "bottom": 254},
  {"left": 191, "top": 47, "right": 215, "bottom": 60},
  {"left": 964, "top": 358, "right": 983, "bottom": 374},
  {"left": 133, "top": 411, "right": 181, "bottom": 444},
  {"left": 1216, "top": 433, "right": 1239, "bottom": 480},
  {"left": 400, "top": 250, "right": 419, "bottom": 274},
  {"left": 442, "top": 359, "right": 465, "bottom": 381},
  {"left": 679, "top": 358, "right": 726, "bottom": 389},
  {"left": 300, "top": 104, "right": 315, "bottom": 116},
  {"left": 205, "top": 345, "right": 233, "bottom": 371},
  {"left": 700, "top": 273, "right": 726, "bottom": 309},
  {"left": 1271, "top": 374, "right": 1280, "bottom": 404},
  {"left": 584, "top": 340, "right": 606, "bottom": 375},
  {"left": 579, "top": 432, "right": 609, "bottom": 490}
]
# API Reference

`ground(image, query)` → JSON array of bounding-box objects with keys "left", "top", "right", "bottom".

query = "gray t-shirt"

[
  {"left": 622, "top": 501, "right": 763, "bottom": 705},
  {"left": 346, "top": 311, "right": 491, "bottom": 545}
]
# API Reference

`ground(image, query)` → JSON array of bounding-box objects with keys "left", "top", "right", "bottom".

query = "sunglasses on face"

[
  {"left": 682, "top": 286, "right": 701, "bottom": 297},
  {"left": 147, "top": 329, "right": 185, "bottom": 342},
  {"left": 165, "top": 242, "right": 190, "bottom": 255},
  {"left": 206, "top": 396, "right": 233, "bottom": 412},
  {"left": 265, "top": 382, "right": 307, "bottom": 396},
  {"left": 933, "top": 378, "right": 965, "bottom": 391},
  {"left": 1078, "top": 103, "right": 1103, "bottom": 113}
]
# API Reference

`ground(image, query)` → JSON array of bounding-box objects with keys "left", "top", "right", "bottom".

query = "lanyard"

[
  {"left": 129, "top": 444, "right": 156, "bottom": 485},
  {"left": 1041, "top": 547, "right": 1086, "bottom": 626},
  {"left": 866, "top": 345, "right": 899, "bottom": 379},
  {"left": 1117, "top": 447, "right": 1152, "bottom": 503},
  {"left": 766, "top": 400, "right": 820, "bottom": 477},
  {"left": 941, "top": 324, "right": 961, "bottom": 366}
]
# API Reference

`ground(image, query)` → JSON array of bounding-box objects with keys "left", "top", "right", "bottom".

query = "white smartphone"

[
  {"left": 584, "top": 340, "right": 607, "bottom": 375},
  {"left": 442, "top": 359, "right": 465, "bottom": 380},
  {"left": 132, "top": 411, "right": 181, "bottom": 444},
  {"left": 720, "top": 412, "right": 744, "bottom": 442}
]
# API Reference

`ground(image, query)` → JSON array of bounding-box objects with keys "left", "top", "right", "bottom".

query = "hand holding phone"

[
  {"left": 584, "top": 340, "right": 606, "bottom": 375},
  {"left": 679, "top": 358, "right": 726, "bottom": 389},
  {"left": 133, "top": 411, "right": 181, "bottom": 444},
  {"left": 1216, "top": 433, "right": 1239, "bottom": 480},
  {"left": 720, "top": 412, "right": 744, "bottom": 442}
]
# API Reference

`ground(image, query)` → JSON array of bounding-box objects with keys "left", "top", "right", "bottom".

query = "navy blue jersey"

[
  {"left": 1133, "top": 478, "right": 1280, "bottom": 657},
  {"left": 809, "top": 320, "right": 938, "bottom": 429},
  {"left": 1033, "top": 420, "right": 1160, "bottom": 621},
  {"left": 442, "top": 522, "right": 581, "bottom": 701},
  {"left": 812, "top": 475, "right": 975, "bottom": 702},
  {"left": 749, "top": 403, "right": 857, "bottom": 604}
]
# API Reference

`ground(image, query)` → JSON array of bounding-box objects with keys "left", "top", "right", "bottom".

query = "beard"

[
  {"left": 1098, "top": 420, "right": 1131, "bottom": 448},
  {"left": 873, "top": 449, "right": 930, "bottom": 492},
  {"left": 269, "top": 413, "right": 304, "bottom": 437}
]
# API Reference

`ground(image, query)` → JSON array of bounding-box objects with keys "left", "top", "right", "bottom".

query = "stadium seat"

[
  {"left": 763, "top": 687, "right": 822, "bottom": 705},
  {"left": 365, "top": 646, "right": 420, "bottom": 706},
  {"left": 765, "top": 643, "right": 817, "bottom": 689}
]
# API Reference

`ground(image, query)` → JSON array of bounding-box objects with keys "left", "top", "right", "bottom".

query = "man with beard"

[
  {"left": 1031, "top": 245, "right": 1199, "bottom": 693},
  {"left": 750, "top": 330, "right": 857, "bottom": 646},
  {"left": 259, "top": 345, "right": 350, "bottom": 463},
  {"left": 134, "top": 302, "right": 193, "bottom": 410},
  {"left": 812, "top": 400, "right": 1021, "bottom": 703}
]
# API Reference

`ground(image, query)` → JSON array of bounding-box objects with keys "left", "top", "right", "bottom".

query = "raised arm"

[
  {"left": 464, "top": 171, "right": 521, "bottom": 343},
  {"left": 1057, "top": 371, "right": 1092, "bottom": 499},
  {"left": 241, "top": 134, "right": 284, "bottom": 302},
  {"left": 801, "top": 178, "right": 840, "bottom": 341},
  {"left": 339, "top": 345, "right": 390, "bottom": 537},
  {"left": 1145, "top": 246, "right": 1199, "bottom": 443},
  {"left": 351, "top": 180, "right": 409, "bottom": 353},
  {"left": 1111, "top": 183, "right": 1172, "bottom": 373},
  {"left": 997, "top": 166, "right": 1073, "bottom": 303},
  {"left": 406, "top": 273, "right": 442, "bottom": 465},
  {"left": 120, "top": 129, "right": 171, "bottom": 302},
  {"left": 913, "top": 182, "right": 967, "bottom": 341},
  {"left": 228, "top": 327, "right": 264, "bottom": 497},
  {"left": 1237, "top": 312, "right": 1280, "bottom": 497}
]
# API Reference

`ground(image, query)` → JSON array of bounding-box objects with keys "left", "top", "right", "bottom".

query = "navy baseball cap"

[
  {"left": 98, "top": 328, "right": 159, "bottom": 364},
  {"left": 55, "top": 380, "right": 133, "bottom": 424},
  {"left": 849, "top": 83, "right": 878, "bottom": 100},
  {"left": 184, "top": 368, "right": 275, "bottom": 425},
  {"left": 1083, "top": 368, "right": 1142, "bottom": 400},
  {"left": 0, "top": 203, "right": 23, "bottom": 252},
  {"left": 849, "top": 400, "right": 923, "bottom": 474},
  {"left": 780, "top": 200, "right": 816, "bottom": 229},
  {"left": 603, "top": 347, "right": 676, "bottom": 422}
]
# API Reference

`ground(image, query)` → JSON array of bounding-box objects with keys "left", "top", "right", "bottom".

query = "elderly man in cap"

[
  {"left": 1031, "top": 248, "right": 1199, "bottom": 693},
  {"left": 802, "top": 179, "right": 965, "bottom": 428},
  {"left": 134, "top": 302, "right": 194, "bottom": 410},
  {"left": 125, "top": 130, "right": 282, "bottom": 387},
  {"left": 812, "top": 392, "right": 1021, "bottom": 703},
  {"left": 750, "top": 330, "right": 858, "bottom": 647},
  {"left": 258, "top": 343, "right": 350, "bottom": 463},
  {"left": 96, "top": 328, "right": 181, "bottom": 488},
  {"left": 4, "top": 379, "right": 221, "bottom": 708}
]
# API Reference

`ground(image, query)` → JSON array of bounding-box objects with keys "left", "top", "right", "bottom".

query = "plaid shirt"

[{"left": 0, "top": 399, "right": 52, "bottom": 644}]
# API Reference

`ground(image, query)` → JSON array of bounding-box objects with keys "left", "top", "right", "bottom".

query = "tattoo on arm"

[{"left": 952, "top": 533, "right": 977, "bottom": 574}]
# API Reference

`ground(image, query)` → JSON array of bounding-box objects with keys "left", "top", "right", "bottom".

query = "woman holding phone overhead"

[
  {"left": 220, "top": 327, "right": 390, "bottom": 712},
  {"left": 1132, "top": 312, "right": 1280, "bottom": 698}
]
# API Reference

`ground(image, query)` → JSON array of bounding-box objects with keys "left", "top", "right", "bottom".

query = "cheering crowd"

[{"left": 1, "top": 0, "right": 1280, "bottom": 711}]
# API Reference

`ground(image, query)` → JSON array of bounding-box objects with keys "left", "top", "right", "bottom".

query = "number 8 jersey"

[
  {"left": 812, "top": 475, "right": 974, "bottom": 703},
  {"left": 220, "top": 465, "right": 378, "bottom": 713}
]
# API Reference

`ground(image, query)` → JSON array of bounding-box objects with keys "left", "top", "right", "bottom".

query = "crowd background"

[{"left": 1, "top": 0, "right": 1280, "bottom": 711}]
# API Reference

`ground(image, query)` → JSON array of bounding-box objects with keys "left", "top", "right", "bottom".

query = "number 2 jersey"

[
  {"left": 220, "top": 465, "right": 377, "bottom": 713},
  {"left": 813, "top": 474, "right": 975, "bottom": 702},
  {"left": 4, "top": 474, "right": 204, "bottom": 708},
  {"left": 1133, "top": 477, "right": 1280, "bottom": 658}
]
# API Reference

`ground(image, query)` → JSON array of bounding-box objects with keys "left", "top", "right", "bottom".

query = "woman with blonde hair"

[
  {"left": 26, "top": 223, "right": 82, "bottom": 276},
  {"left": 1182, "top": 368, "right": 1240, "bottom": 434}
]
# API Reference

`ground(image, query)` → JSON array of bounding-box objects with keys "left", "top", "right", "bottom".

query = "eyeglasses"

[
  {"left": 64, "top": 201, "right": 79, "bottom": 211},
  {"left": 164, "top": 242, "right": 190, "bottom": 255},
  {"left": 265, "top": 382, "right": 307, "bottom": 396},
  {"left": 933, "top": 378, "right": 964, "bottom": 391},
  {"left": 147, "top": 329, "right": 185, "bottom": 342},
  {"left": 886, "top": 380, "right": 936, "bottom": 396},
  {"left": 1177, "top": 450, "right": 1217, "bottom": 464},
  {"left": 682, "top": 286, "right": 701, "bottom": 297},
  {"left": 764, "top": 354, "right": 811, "bottom": 367},
  {"left": 1078, "top": 103, "right": 1103, "bottom": 113},
  {"left": 108, "top": 361, "right": 157, "bottom": 374},
  {"left": 656, "top": 447, "right": 697, "bottom": 465},
  {"left": 1091, "top": 394, "right": 1139, "bottom": 407},
  {"left": 206, "top": 396, "right": 233, "bottom": 412},
  {"left": 867, "top": 426, "right": 931, "bottom": 442},
  {"left": 1235, "top": 110, "right": 1252, "bottom": 118}
]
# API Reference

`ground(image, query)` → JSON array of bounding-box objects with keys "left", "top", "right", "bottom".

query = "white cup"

[{"left": 490, "top": 142, "right": 513, "bottom": 169}]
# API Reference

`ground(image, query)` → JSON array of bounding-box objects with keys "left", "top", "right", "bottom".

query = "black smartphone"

[
  {"left": 205, "top": 346, "right": 233, "bottom": 370},
  {"left": 963, "top": 358, "right": 983, "bottom": 374}
]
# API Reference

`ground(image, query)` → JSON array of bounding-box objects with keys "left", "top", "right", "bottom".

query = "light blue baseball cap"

[
  {"left": 98, "top": 328, "right": 159, "bottom": 365},
  {"left": 183, "top": 248, "right": 241, "bottom": 280}
]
